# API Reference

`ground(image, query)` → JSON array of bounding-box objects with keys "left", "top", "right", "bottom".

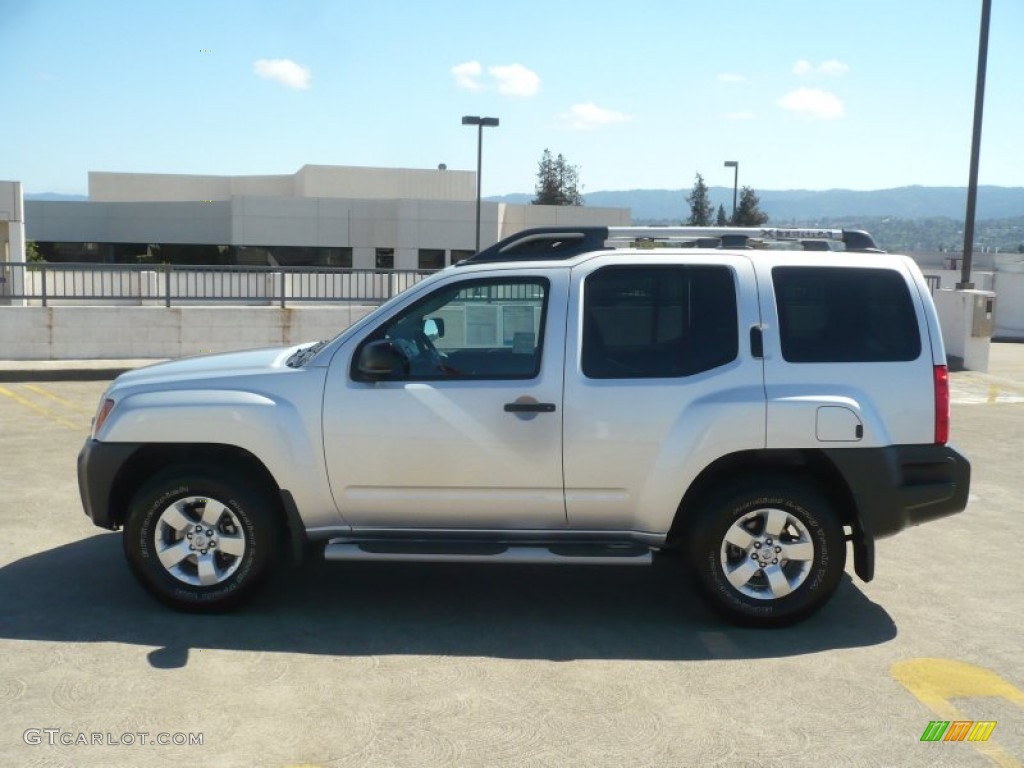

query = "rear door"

[{"left": 561, "top": 255, "right": 766, "bottom": 533}]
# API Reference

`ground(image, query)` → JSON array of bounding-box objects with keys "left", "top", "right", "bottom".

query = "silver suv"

[{"left": 77, "top": 226, "right": 970, "bottom": 626}]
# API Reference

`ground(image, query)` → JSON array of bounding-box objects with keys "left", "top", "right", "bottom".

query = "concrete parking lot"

[{"left": 1, "top": 347, "right": 1022, "bottom": 768}]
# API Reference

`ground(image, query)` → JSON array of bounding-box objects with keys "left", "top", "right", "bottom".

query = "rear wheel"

[
  {"left": 687, "top": 478, "right": 846, "bottom": 627},
  {"left": 123, "top": 466, "right": 280, "bottom": 612}
]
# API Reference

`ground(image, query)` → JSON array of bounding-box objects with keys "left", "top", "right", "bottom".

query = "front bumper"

[{"left": 77, "top": 439, "right": 140, "bottom": 530}]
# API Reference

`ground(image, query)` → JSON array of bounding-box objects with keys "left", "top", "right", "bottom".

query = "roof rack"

[{"left": 457, "top": 226, "right": 883, "bottom": 265}]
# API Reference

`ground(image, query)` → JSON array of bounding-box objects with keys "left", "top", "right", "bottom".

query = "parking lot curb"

[{"left": 0, "top": 360, "right": 161, "bottom": 383}]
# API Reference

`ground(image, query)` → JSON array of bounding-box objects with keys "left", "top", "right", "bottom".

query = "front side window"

[
  {"left": 582, "top": 265, "right": 738, "bottom": 379},
  {"left": 773, "top": 267, "right": 921, "bottom": 362},
  {"left": 358, "top": 278, "right": 548, "bottom": 380}
]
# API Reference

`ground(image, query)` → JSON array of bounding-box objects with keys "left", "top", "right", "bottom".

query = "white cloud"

[
  {"left": 253, "top": 58, "right": 311, "bottom": 90},
  {"left": 819, "top": 59, "right": 850, "bottom": 76},
  {"left": 778, "top": 87, "right": 845, "bottom": 119},
  {"left": 717, "top": 73, "right": 746, "bottom": 83},
  {"left": 558, "top": 102, "right": 631, "bottom": 131},
  {"left": 724, "top": 111, "right": 755, "bottom": 121},
  {"left": 488, "top": 63, "right": 540, "bottom": 97},
  {"left": 451, "top": 60, "right": 484, "bottom": 91},
  {"left": 793, "top": 59, "right": 850, "bottom": 76}
]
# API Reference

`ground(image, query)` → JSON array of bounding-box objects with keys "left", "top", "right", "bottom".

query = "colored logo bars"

[{"left": 920, "top": 721, "right": 997, "bottom": 742}]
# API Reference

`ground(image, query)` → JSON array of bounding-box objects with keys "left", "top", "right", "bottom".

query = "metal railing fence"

[{"left": 0, "top": 262, "right": 435, "bottom": 308}]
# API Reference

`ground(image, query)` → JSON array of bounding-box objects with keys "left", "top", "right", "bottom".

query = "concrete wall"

[
  {"left": 0, "top": 306, "right": 375, "bottom": 360},
  {"left": 89, "top": 171, "right": 296, "bottom": 202},
  {"left": 993, "top": 270, "right": 1024, "bottom": 338},
  {"left": 89, "top": 165, "right": 476, "bottom": 204},
  {"left": 1, "top": 181, "right": 26, "bottom": 264},
  {"left": 227, "top": 196, "right": 485, "bottom": 264},
  {"left": 27, "top": 200, "right": 233, "bottom": 245},
  {"left": 295, "top": 165, "right": 475, "bottom": 202}
]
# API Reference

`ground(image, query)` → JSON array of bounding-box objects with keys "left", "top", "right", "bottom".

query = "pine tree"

[
  {"left": 716, "top": 204, "right": 729, "bottom": 226},
  {"left": 686, "top": 173, "right": 713, "bottom": 226},
  {"left": 533, "top": 149, "right": 584, "bottom": 206},
  {"left": 733, "top": 186, "right": 769, "bottom": 226}
]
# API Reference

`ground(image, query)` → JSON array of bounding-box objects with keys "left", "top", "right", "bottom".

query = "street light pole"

[
  {"left": 959, "top": 0, "right": 992, "bottom": 290},
  {"left": 462, "top": 115, "right": 500, "bottom": 253},
  {"left": 724, "top": 160, "right": 739, "bottom": 224}
]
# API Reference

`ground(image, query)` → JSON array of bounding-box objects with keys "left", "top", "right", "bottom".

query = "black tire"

[
  {"left": 687, "top": 477, "right": 846, "bottom": 627},
  {"left": 123, "top": 465, "right": 281, "bottom": 613}
]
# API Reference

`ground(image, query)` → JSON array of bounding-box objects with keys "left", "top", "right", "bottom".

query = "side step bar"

[{"left": 322, "top": 540, "right": 653, "bottom": 566}]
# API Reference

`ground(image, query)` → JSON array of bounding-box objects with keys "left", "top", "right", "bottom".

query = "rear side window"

[
  {"left": 582, "top": 265, "right": 738, "bottom": 378},
  {"left": 773, "top": 267, "right": 921, "bottom": 363}
]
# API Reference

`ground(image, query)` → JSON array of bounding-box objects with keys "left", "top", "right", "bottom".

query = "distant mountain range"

[
  {"left": 24, "top": 193, "right": 88, "bottom": 201},
  {"left": 488, "top": 185, "right": 1024, "bottom": 223}
]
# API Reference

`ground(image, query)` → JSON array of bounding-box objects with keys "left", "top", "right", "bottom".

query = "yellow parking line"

[
  {"left": 20, "top": 383, "right": 92, "bottom": 413},
  {"left": 988, "top": 385, "right": 1000, "bottom": 404},
  {"left": 0, "top": 385, "right": 82, "bottom": 431},
  {"left": 891, "top": 658, "right": 1023, "bottom": 768}
]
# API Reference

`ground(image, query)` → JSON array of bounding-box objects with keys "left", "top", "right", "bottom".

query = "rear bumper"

[
  {"left": 825, "top": 443, "right": 971, "bottom": 540},
  {"left": 77, "top": 439, "right": 140, "bottom": 530}
]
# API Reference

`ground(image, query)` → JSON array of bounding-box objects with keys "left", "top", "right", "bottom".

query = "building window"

[
  {"left": 418, "top": 249, "right": 445, "bottom": 270},
  {"left": 375, "top": 248, "right": 394, "bottom": 270},
  {"left": 329, "top": 248, "right": 353, "bottom": 268},
  {"left": 450, "top": 249, "right": 474, "bottom": 264}
]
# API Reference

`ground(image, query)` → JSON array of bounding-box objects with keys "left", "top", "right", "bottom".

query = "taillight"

[
  {"left": 93, "top": 398, "right": 115, "bottom": 437},
  {"left": 933, "top": 365, "right": 949, "bottom": 444}
]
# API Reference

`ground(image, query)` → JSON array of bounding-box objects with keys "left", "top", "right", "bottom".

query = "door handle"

[
  {"left": 504, "top": 402, "right": 556, "bottom": 413},
  {"left": 750, "top": 325, "right": 764, "bottom": 359}
]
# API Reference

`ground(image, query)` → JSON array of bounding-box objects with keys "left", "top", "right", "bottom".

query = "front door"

[{"left": 323, "top": 270, "right": 569, "bottom": 530}]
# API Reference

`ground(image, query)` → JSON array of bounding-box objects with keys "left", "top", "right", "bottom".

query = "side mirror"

[
  {"left": 423, "top": 317, "right": 445, "bottom": 339},
  {"left": 356, "top": 340, "right": 409, "bottom": 380}
]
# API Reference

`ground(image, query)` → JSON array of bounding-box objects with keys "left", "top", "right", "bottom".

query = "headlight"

[{"left": 92, "top": 398, "right": 115, "bottom": 437}]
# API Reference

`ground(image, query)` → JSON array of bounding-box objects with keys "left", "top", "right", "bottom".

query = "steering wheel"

[{"left": 413, "top": 330, "right": 460, "bottom": 376}]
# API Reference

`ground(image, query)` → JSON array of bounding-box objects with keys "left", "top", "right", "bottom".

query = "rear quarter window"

[{"left": 772, "top": 266, "right": 921, "bottom": 363}]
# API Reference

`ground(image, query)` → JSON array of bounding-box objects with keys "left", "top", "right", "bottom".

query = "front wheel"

[
  {"left": 687, "top": 478, "right": 846, "bottom": 627},
  {"left": 123, "top": 466, "right": 280, "bottom": 612}
]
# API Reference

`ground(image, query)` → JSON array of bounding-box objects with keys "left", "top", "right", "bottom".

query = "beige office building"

[{"left": 25, "top": 165, "right": 629, "bottom": 269}]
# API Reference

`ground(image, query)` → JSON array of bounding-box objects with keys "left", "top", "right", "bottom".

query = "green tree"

[
  {"left": 532, "top": 149, "right": 584, "bottom": 206},
  {"left": 733, "top": 186, "right": 769, "bottom": 226},
  {"left": 715, "top": 204, "right": 729, "bottom": 226},
  {"left": 685, "top": 173, "right": 712, "bottom": 226},
  {"left": 25, "top": 240, "right": 44, "bottom": 262}
]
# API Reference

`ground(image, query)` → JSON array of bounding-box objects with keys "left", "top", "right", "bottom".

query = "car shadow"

[{"left": 0, "top": 534, "right": 897, "bottom": 668}]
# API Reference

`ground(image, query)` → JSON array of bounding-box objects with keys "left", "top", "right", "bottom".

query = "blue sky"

[{"left": 2, "top": 0, "right": 1022, "bottom": 197}]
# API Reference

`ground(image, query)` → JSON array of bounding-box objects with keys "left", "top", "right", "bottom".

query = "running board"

[{"left": 322, "top": 540, "right": 653, "bottom": 566}]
